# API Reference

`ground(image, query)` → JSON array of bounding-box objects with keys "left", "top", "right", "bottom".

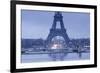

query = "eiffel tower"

[{"left": 46, "top": 12, "right": 70, "bottom": 46}]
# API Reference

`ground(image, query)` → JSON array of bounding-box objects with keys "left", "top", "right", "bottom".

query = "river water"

[{"left": 21, "top": 52, "right": 90, "bottom": 63}]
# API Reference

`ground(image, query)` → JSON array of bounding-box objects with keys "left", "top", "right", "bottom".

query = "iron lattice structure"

[{"left": 46, "top": 12, "right": 70, "bottom": 46}]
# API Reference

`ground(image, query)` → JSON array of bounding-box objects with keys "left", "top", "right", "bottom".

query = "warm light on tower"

[
  {"left": 51, "top": 43, "right": 63, "bottom": 49},
  {"left": 51, "top": 44, "right": 58, "bottom": 49}
]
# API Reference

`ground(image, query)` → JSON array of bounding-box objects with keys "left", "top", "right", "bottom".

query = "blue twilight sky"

[{"left": 21, "top": 10, "right": 90, "bottom": 39}]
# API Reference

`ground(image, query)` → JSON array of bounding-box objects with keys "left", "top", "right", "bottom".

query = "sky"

[{"left": 21, "top": 10, "right": 90, "bottom": 39}]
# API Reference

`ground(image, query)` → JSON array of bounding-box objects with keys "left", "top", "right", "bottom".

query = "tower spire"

[{"left": 52, "top": 12, "right": 65, "bottom": 29}]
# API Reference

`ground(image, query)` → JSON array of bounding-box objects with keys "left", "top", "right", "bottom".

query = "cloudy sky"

[{"left": 21, "top": 10, "right": 90, "bottom": 39}]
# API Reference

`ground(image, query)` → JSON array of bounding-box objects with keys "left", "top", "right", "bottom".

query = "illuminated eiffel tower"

[{"left": 46, "top": 12, "right": 70, "bottom": 46}]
